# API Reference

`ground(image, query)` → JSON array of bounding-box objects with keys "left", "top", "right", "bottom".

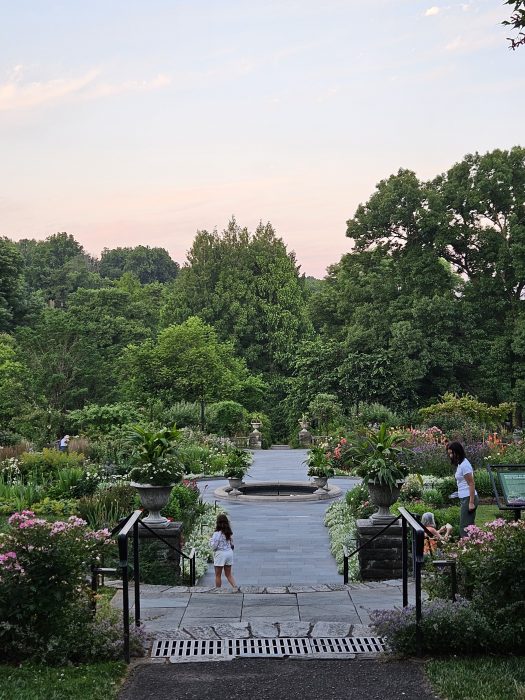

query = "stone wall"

[{"left": 356, "top": 518, "right": 403, "bottom": 581}]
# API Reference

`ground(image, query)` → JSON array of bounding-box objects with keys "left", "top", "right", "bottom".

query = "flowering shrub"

[
  {"left": 345, "top": 482, "right": 375, "bottom": 519},
  {"left": 0, "top": 510, "right": 113, "bottom": 663},
  {"left": 485, "top": 441, "right": 525, "bottom": 465},
  {"left": 371, "top": 598, "right": 491, "bottom": 655},
  {"left": 401, "top": 426, "right": 447, "bottom": 448},
  {"left": 424, "top": 518, "right": 525, "bottom": 652}
]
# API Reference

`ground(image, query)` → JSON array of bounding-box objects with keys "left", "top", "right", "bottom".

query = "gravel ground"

[{"left": 118, "top": 658, "right": 440, "bottom": 700}]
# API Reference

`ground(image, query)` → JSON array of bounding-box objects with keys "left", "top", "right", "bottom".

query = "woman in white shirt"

[
  {"left": 447, "top": 441, "right": 478, "bottom": 538},
  {"left": 209, "top": 513, "right": 239, "bottom": 591}
]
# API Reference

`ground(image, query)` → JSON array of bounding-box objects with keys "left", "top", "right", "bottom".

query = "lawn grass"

[
  {"left": 0, "top": 662, "right": 127, "bottom": 700},
  {"left": 475, "top": 504, "right": 500, "bottom": 523},
  {"left": 426, "top": 657, "right": 525, "bottom": 700}
]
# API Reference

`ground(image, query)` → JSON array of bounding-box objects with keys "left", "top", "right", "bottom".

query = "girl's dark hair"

[
  {"left": 215, "top": 513, "right": 233, "bottom": 540},
  {"left": 447, "top": 441, "right": 466, "bottom": 464}
]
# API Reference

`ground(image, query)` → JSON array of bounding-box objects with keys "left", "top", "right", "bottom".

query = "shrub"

[
  {"left": 345, "top": 482, "right": 375, "bottom": 519},
  {"left": 371, "top": 598, "right": 492, "bottom": 656},
  {"left": 399, "top": 474, "right": 424, "bottom": 502},
  {"left": 324, "top": 501, "right": 359, "bottom": 579},
  {"left": 67, "top": 402, "right": 142, "bottom": 436},
  {"left": 177, "top": 444, "right": 213, "bottom": 474},
  {"left": 31, "top": 497, "right": 78, "bottom": 516},
  {"left": 350, "top": 402, "right": 403, "bottom": 428},
  {"left": 0, "top": 511, "right": 112, "bottom": 663},
  {"left": 163, "top": 481, "right": 201, "bottom": 530},
  {"left": 18, "top": 449, "right": 85, "bottom": 478},
  {"left": 420, "top": 487, "right": 445, "bottom": 507},
  {"left": 419, "top": 393, "right": 512, "bottom": 432},
  {"left": 206, "top": 401, "right": 249, "bottom": 436},
  {"left": 162, "top": 401, "right": 200, "bottom": 428},
  {"left": 472, "top": 468, "right": 493, "bottom": 498},
  {"left": 485, "top": 441, "right": 525, "bottom": 465},
  {"left": 405, "top": 444, "right": 451, "bottom": 477}
]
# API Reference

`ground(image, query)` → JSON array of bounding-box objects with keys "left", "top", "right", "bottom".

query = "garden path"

[{"left": 197, "top": 449, "right": 359, "bottom": 586}]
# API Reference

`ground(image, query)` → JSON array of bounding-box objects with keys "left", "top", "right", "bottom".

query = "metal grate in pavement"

[
  {"left": 226, "top": 637, "right": 311, "bottom": 657},
  {"left": 310, "top": 637, "right": 385, "bottom": 654},
  {"left": 152, "top": 636, "right": 385, "bottom": 659},
  {"left": 152, "top": 639, "right": 225, "bottom": 658}
]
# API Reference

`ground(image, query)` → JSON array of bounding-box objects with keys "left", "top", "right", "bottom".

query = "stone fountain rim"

[{"left": 214, "top": 480, "right": 342, "bottom": 502}]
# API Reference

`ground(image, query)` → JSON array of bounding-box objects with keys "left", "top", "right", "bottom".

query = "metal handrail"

[
  {"left": 98, "top": 509, "right": 198, "bottom": 663},
  {"left": 342, "top": 507, "right": 425, "bottom": 655}
]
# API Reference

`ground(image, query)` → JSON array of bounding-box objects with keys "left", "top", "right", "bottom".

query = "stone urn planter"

[
  {"left": 131, "top": 483, "right": 174, "bottom": 526},
  {"left": 368, "top": 480, "right": 403, "bottom": 524},
  {"left": 312, "top": 475, "right": 328, "bottom": 494},
  {"left": 227, "top": 477, "right": 243, "bottom": 495}
]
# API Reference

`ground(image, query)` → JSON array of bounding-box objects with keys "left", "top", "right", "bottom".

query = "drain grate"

[
  {"left": 153, "top": 639, "right": 226, "bottom": 658},
  {"left": 310, "top": 637, "right": 385, "bottom": 654},
  {"left": 227, "top": 637, "right": 311, "bottom": 657},
  {"left": 152, "top": 636, "right": 385, "bottom": 659}
]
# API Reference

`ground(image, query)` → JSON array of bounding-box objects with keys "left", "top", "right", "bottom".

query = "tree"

[
  {"left": 161, "top": 219, "right": 313, "bottom": 374},
  {"left": 16, "top": 233, "right": 103, "bottom": 306},
  {"left": 503, "top": 1, "right": 525, "bottom": 49},
  {"left": 99, "top": 246, "right": 179, "bottom": 283},
  {"left": 0, "top": 237, "right": 26, "bottom": 331},
  {"left": 0, "top": 334, "right": 31, "bottom": 430},
  {"left": 345, "top": 147, "right": 525, "bottom": 414},
  {"left": 120, "top": 317, "right": 253, "bottom": 429}
]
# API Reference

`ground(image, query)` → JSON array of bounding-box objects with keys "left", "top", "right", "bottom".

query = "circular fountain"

[{"left": 214, "top": 480, "right": 341, "bottom": 502}]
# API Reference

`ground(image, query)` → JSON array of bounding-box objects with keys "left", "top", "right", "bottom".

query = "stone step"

[
  {"left": 270, "top": 444, "right": 291, "bottom": 450},
  {"left": 108, "top": 581, "right": 407, "bottom": 594}
]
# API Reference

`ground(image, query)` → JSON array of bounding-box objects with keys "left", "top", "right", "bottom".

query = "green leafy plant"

[
  {"left": 126, "top": 425, "right": 183, "bottom": 486},
  {"left": 348, "top": 423, "right": 409, "bottom": 488},
  {"left": 307, "top": 464, "right": 335, "bottom": 478},
  {"left": 223, "top": 448, "right": 251, "bottom": 479}
]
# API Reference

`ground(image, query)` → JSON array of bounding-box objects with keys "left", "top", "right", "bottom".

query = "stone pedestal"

[
  {"left": 356, "top": 518, "right": 403, "bottom": 581},
  {"left": 298, "top": 428, "right": 312, "bottom": 447},
  {"left": 249, "top": 428, "right": 262, "bottom": 449},
  {"left": 137, "top": 521, "right": 184, "bottom": 576}
]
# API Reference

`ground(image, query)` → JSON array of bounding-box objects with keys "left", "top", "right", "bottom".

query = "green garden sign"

[
  {"left": 487, "top": 465, "right": 525, "bottom": 518},
  {"left": 499, "top": 470, "right": 525, "bottom": 507}
]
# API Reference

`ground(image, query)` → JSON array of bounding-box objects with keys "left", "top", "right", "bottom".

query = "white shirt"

[
  {"left": 209, "top": 531, "right": 233, "bottom": 552},
  {"left": 455, "top": 458, "right": 477, "bottom": 498}
]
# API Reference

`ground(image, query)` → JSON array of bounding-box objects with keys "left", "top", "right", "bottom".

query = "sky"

[{"left": 1, "top": 1, "right": 524, "bottom": 278}]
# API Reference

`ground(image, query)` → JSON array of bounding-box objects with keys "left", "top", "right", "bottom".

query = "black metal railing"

[
  {"left": 91, "top": 509, "right": 197, "bottom": 663},
  {"left": 342, "top": 507, "right": 426, "bottom": 655}
]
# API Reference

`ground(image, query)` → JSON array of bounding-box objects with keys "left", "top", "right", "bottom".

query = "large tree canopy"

[
  {"left": 120, "top": 316, "right": 254, "bottom": 409},
  {"left": 99, "top": 245, "right": 179, "bottom": 284},
  {"left": 160, "top": 219, "right": 313, "bottom": 374},
  {"left": 345, "top": 147, "right": 525, "bottom": 411}
]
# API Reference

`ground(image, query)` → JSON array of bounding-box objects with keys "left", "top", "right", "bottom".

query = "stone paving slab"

[
  {"left": 299, "top": 613, "right": 362, "bottom": 624},
  {"left": 296, "top": 591, "right": 351, "bottom": 604},
  {"left": 212, "top": 623, "right": 251, "bottom": 638},
  {"left": 243, "top": 594, "right": 296, "bottom": 606},
  {"left": 139, "top": 597, "right": 190, "bottom": 608},
  {"left": 310, "top": 622, "right": 352, "bottom": 637},
  {"left": 241, "top": 605, "right": 300, "bottom": 620},
  {"left": 249, "top": 621, "right": 279, "bottom": 637}
]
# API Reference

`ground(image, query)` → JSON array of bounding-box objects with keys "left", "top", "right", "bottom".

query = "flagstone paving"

[
  {"left": 197, "top": 449, "right": 359, "bottom": 586},
  {"left": 111, "top": 450, "right": 421, "bottom": 642}
]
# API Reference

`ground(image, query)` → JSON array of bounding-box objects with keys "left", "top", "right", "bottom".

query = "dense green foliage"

[{"left": 1, "top": 150, "right": 525, "bottom": 443}]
